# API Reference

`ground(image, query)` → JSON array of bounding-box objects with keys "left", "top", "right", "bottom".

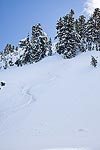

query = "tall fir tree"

[
  {"left": 55, "top": 17, "right": 64, "bottom": 54},
  {"left": 93, "top": 8, "right": 100, "bottom": 50},
  {"left": 75, "top": 15, "right": 86, "bottom": 52},
  {"left": 85, "top": 8, "right": 100, "bottom": 51},
  {"left": 31, "top": 24, "right": 49, "bottom": 62},
  {"left": 4, "top": 44, "right": 14, "bottom": 55},
  {"left": 21, "top": 33, "right": 33, "bottom": 64},
  {"left": 48, "top": 38, "right": 52, "bottom": 56},
  {"left": 16, "top": 33, "right": 32, "bottom": 66},
  {"left": 85, "top": 16, "right": 95, "bottom": 51},
  {"left": 56, "top": 9, "right": 80, "bottom": 58}
]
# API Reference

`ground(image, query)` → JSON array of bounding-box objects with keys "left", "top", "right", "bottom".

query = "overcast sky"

[{"left": 0, "top": 0, "right": 100, "bottom": 50}]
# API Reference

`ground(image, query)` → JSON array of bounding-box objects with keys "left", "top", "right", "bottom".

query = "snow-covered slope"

[{"left": 0, "top": 51, "right": 100, "bottom": 150}]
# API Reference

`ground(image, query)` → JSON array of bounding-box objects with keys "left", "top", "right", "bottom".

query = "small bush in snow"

[
  {"left": 91, "top": 56, "right": 98, "bottom": 67},
  {"left": 0, "top": 81, "right": 6, "bottom": 87}
]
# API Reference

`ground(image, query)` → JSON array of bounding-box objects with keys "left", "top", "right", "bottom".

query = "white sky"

[{"left": 84, "top": 0, "right": 100, "bottom": 15}]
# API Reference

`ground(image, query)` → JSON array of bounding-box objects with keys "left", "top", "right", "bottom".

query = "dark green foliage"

[
  {"left": 56, "top": 9, "right": 80, "bottom": 58},
  {"left": 85, "top": 16, "right": 94, "bottom": 51},
  {"left": 0, "top": 51, "right": 3, "bottom": 61},
  {"left": 21, "top": 34, "right": 33, "bottom": 64},
  {"left": 31, "top": 24, "right": 49, "bottom": 62},
  {"left": 56, "top": 8, "right": 100, "bottom": 58},
  {"left": 15, "top": 46, "right": 18, "bottom": 51},
  {"left": 3, "top": 60, "right": 8, "bottom": 69},
  {"left": 4, "top": 44, "right": 14, "bottom": 55},
  {"left": 75, "top": 15, "right": 86, "bottom": 52},
  {"left": 9, "top": 59, "right": 14, "bottom": 66},
  {"left": 48, "top": 38, "right": 52, "bottom": 56},
  {"left": 91, "top": 56, "right": 97, "bottom": 67},
  {"left": 85, "top": 8, "right": 100, "bottom": 51},
  {"left": 19, "top": 24, "right": 49, "bottom": 64},
  {"left": 15, "top": 59, "right": 22, "bottom": 67}
]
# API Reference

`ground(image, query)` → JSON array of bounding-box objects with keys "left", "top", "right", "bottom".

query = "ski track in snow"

[
  {"left": 0, "top": 73, "right": 57, "bottom": 125},
  {"left": 21, "top": 86, "right": 36, "bottom": 104},
  {"left": 0, "top": 85, "right": 36, "bottom": 133},
  {"left": 0, "top": 86, "right": 36, "bottom": 116}
]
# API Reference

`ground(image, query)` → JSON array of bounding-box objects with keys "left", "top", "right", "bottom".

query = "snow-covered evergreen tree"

[
  {"left": 15, "top": 46, "right": 18, "bottom": 51},
  {"left": 75, "top": 15, "right": 86, "bottom": 52},
  {"left": 85, "top": 16, "right": 95, "bottom": 51},
  {"left": 3, "top": 57, "right": 8, "bottom": 69},
  {"left": 56, "top": 9, "right": 80, "bottom": 58},
  {"left": 0, "top": 52, "right": 3, "bottom": 69},
  {"left": 91, "top": 56, "right": 98, "bottom": 67},
  {"left": 0, "top": 44, "right": 16, "bottom": 69},
  {"left": 55, "top": 17, "right": 64, "bottom": 55},
  {"left": 19, "top": 35, "right": 29, "bottom": 49},
  {"left": 0, "top": 52, "right": 3, "bottom": 61},
  {"left": 4, "top": 44, "right": 14, "bottom": 55},
  {"left": 20, "top": 33, "right": 33, "bottom": 64},
  {"left": 31, "top": 24, "right": 49, "bottom": 62},
  {"left": 47, "top": 38, "right": 52, "bottom": 56},
  {"left": 1, "top": 8, "right": 100, "bottom": 70},
  {"left": 85, "top": 8, "right": 100, "bottom": 51},
  {"left": 93, "top": 8, "right": 100, "bottom": 50}
]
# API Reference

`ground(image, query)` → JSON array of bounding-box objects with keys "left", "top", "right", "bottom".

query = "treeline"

[
  {"left": 0, "top": 24, "right": 52, "bottom": 69},
  {"left": 55, "top": 8, "right": 100, "bottom": 58},
  {"left": 0, "top": 8, "right": 100, "bottom": 69}
]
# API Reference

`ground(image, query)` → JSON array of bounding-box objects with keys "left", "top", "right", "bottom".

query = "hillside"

[{"left": 0, "top": 51, "right": 100, "bottom": 150}]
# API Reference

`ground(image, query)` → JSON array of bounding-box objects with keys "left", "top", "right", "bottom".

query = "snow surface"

[
  {"left": 42, "top": 148, "right": 90, "bottom": 150},
  {"left": 0, "top": 51, "right": 100, "bottom": 150}
]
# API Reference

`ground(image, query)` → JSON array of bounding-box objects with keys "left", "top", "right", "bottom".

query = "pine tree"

[
  {"left": 21, "top": 33, "right": 33, "bottom": 64},
  {"left": 19, "top": 37, "right": 28, "bottom": 49},
  {"left": 15, "top": 46, "right": 18, "bottom": 51},
  {"left": 0, "top": 51, "right": 3, "bottom": 61},
  {"left": 75, "top": 15, "right": 86, "bottom": 52},
  {"left": 31, "top": 24, "right": 48, "bottom": 62},
  {"left": 17, "top": 33, "right": 34, "bottom": 65},
  {"left": 8, "top": 57, "right": 14, "bottom": 66},
  {"left": 4, "top": 44, "right": 14, "bottom": 55},
  {"left": 56, "top": 9, "right": 80, "bottom": 58},
  {"left": 85, "top": 16, "right": 95, "bottom": 51},
  {"left": 93, "top": 8, "right": 100, "bottom": 50},
  {"left": 85, "top": 8, "right": 100, "bottom": 51},
  {"left": 3, "top": 58, "right": 8, "bottom": 69},
  {"left": 91, "top": 56, "right": 97, "bottom": 67},
  {"left": 15, "top": 59, "right": 22, "bottom": 67},
  {"left": 0, "top": 52, "right": 3, "bottom": 69},
  {"left": 48, "top": 38, "right": 52, "bottom": 56},
  {"left": 55, "top": 17, "right": 64, "bottom": 54}
]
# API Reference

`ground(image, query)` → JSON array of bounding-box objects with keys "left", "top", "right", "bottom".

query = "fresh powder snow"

[{"left": 0, "top": 51, "right": 100, "bottom": 150}]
